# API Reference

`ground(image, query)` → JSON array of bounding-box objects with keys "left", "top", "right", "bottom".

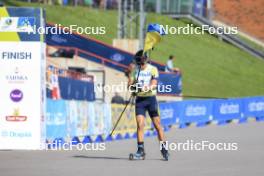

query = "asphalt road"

[{"left": 0, "top": 121, "right": 264, "bottom": 176}]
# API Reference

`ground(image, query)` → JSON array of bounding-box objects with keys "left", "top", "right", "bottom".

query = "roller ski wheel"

[
  {"left": 129, "top": 153, "right": 145, "bottom": 160},
  {"left": 161, "top": 148, "right": 169, "bottom": 161}
]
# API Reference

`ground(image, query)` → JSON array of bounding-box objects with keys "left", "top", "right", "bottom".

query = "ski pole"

[
  {"left": 109, "top": 64, "right": 142, "bottom": 136},
  {"left": 109, "top": 94, "right": 135, "bottom": 136}
]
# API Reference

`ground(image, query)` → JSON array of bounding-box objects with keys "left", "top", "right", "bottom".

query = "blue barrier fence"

[
  {"left": 46, "top": 96, "right": 264, "bottom": 143},
  {"left": 159, "top": 96, "right": 264, "bottom": 128},
  {"left": 46, "top": 100, "right": 67, "bottom": 139},
  {"left": 158, "top": 73, "right": 182, "bottom": 95},
  {"left": 46, "top": 99, "right": 111, "bottom": 139}
]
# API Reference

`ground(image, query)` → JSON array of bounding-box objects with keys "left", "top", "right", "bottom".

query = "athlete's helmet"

[{"left": 134, "top": 50, "right": 148, "bottom": 65}]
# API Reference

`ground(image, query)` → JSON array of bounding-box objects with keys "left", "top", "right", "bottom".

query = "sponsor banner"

[
  {"left": 66, "top": 100, "right": 77, "bottom": 137},
  {"left": 0, "top": 7, "right": 43, "bottom": 42},
  {"left": 87, "top": 102, "right": 95, "bottom": 135},
  {"left": 65, "top": 100, "right": 90, "bottom": 137},
  {"left": 159, "top": 102, "right": 177, "bottom": 126},
  {"left": 76, "top": 101, "right": 89, "bottom": 136},
  {"left": 90, "top": 102, "right": 112, "bottom": 135},
  {"left": 178, "top": 100, "right": 213, "bottom": 124},
  {"left": 159, "top": 97, "right": 264, "bottom": 125},
  {"left": 0, "top": 41, "right": 45, "bottom": 149},
  {"left": 103, "top": 103, "right": 112, "bottom": 134},
  {"left": 0, "top": 17, "right": 35, "bottom": 32},
  {"left": 57, "top": 77, "right": 95, "bottom": 101},
  {"left": 111, "top": 104, "right": 152, "bottom": 135},
  {"left": 44, "top": 96, "right": 264, "bottom": 141},
  {"left": 0, "top": 7, "right": 45, "bottom": 149},
  {"left": 213, "top": 98, "right": 243, "bottom": 121},
  {"left": 158, "top": 73, "right": 182, "bottom": 95},
  {"left": 92, "top": 102, "right": 104, "bottom": 135},
  {"left": 46, "top": 99, "right": 111, "bottom": 139},
  {"left": 243, "top": 96, "right": 264, "bottom": 117},
  {"left": 46, "top": 99, "right": 67, "bottom": 139}
]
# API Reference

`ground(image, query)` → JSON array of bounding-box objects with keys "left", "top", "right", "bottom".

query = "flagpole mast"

[
  {"left": 117, "top": 0, "right": 145, "bottom": 50},
  {"left": 139, "top": 0, "right": 145, "bottom": 49}
]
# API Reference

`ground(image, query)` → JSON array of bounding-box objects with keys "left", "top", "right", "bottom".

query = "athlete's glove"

[{"left": 129, "top": 82, "right": 142, "bottom": 96}]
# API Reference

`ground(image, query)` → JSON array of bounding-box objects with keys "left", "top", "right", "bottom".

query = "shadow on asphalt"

[
  {"left": 73, "top": 155, "right": 163, "bottom": 161},
  {"left": 73, "top": 155, "right": 129, "bottom": 160}
]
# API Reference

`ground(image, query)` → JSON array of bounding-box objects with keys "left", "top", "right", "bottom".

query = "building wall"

[{"left": 213, "top": 0, "right": 264, "bottom": 41}]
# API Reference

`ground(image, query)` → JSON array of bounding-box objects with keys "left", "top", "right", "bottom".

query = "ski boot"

[
  {"left": 160, "top": 142, "right": 169, "bottom": 161},
  {"left": 160, "top": 146, "right": 169, "bottom": 161}
]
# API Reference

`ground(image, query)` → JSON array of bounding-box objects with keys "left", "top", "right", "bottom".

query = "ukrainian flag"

[{"left": 143, "top": 24, "right": 165, "bottom": 53}]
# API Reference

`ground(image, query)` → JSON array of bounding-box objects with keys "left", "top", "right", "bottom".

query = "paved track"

[{"left": 1, "top": 121, "right": 264, "bottom": 176}]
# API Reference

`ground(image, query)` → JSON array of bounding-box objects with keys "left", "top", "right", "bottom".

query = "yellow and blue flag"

[{"left": 143, "top": 24, "right": 165, "bottom": 53}]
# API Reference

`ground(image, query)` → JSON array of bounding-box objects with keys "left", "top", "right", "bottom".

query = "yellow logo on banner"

[
  {"left": 0, "top": 7, "right": 20, "bottom": 41},
  {"left": 111, "top": 104, "right": 152, "bottom": 135}
]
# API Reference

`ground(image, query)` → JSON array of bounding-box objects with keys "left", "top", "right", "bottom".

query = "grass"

[{"left": 3, "top": 0, "right": 264, "bottom": 98}]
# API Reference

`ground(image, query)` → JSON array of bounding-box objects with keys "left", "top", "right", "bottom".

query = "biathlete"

[{"left": 128, "top": 50, "right": 169, "bottom": 161}]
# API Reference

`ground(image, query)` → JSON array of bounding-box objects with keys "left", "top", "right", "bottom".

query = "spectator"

[
  {"left": 165, "top": 55, "right": 180, "bottom": 73},
  {"left": 93, "top": 0, "right": 101, "bottom": 8},
  {"left": 47, "top": 65, "right": 61, "bottom": 100},
  {"left": 111, "top": 92, "right": 125, "bottom": 104}
]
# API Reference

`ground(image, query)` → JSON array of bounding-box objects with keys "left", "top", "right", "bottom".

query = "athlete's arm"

[
  {"left": 149, "top": 78, "right": 158, "bottom": 90},
  {"left": 128, "top": 77, "right": 134, "bottom": 87},
  {"left": 128, "top": 69, "right": 135, "bottom": 87},
  {"left": 128, "top": 69, "right": 139, "bottom": 94}
]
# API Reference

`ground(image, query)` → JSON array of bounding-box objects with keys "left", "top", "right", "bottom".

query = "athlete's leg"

[
  {"left": 151, "top": 116, "right": 165, "bottom": 141},
  {"left": 151, "top": 116, "right": 169, "bottom": 160},
  {"left": 135, "top": 97, "right": 147, "bottom": 156},
  {"left": 128, "top": 114, "right": 145, "bottom": 160},
  {"left": 148, "top": 96, "right": 169, "bottom": 160},
  {"left": 147, "top": 96, "right": 165, "bottom": 141},
  {"left": 136, "top": 115, "right": 145, "bottom": 143}
]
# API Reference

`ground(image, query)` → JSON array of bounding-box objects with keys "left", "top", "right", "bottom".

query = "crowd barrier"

[
  {"left": 159, "top": 96, "right": 264, "bottom": 128},
  {"left": 46, "top": 99, "right": 111, "bottom": 140},
  {"left": 46, "top": 96, "right": 264, "bottom": 145},
  {"left": 111, "top": 104, "right": 152, "bottom": 135}
]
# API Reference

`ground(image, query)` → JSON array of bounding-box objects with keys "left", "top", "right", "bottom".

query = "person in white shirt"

[{"left": 165, "top": 55, "right": 180, "bottom": 73}]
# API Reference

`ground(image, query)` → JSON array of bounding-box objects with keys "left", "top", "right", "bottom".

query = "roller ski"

[
  {"left": 129, "top": 143, "right": 145, "bottom": 160},
  {"left": 129, "top": 151, "right": 145, "bottom": 160}
]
